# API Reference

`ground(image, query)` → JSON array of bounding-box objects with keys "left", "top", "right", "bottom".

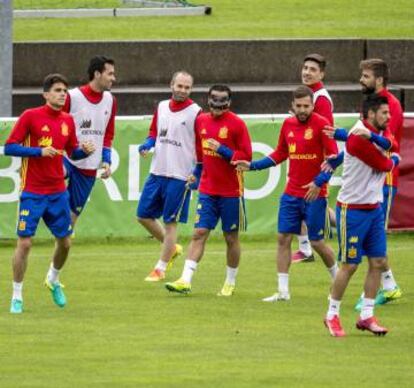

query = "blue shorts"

[
  {"left": 336, "top": 205, "right": 386, "bottom": 265},
  {"left": 137, "top": 174, "right": 191, "bottom": 224},
  {"left": 278, "top": 193, "right": 329, "bottom": 241},
  {"left": 382, "top": 185, "right": 397, "bottom": 229},
  {"left": 17, "top": 191, "right": 72, "bottom": 238},
  {"left": 194, "top": 193, "right": 246, "bottom": 232},
  {"left": 64, "top": 157, "right": 96, "bottom": 216}
]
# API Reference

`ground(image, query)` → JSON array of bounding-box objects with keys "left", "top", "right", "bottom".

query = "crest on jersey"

[
  {"left": 41, "top": 125, "right": 50, "bottom": 132},
  {"left": 348, "top": 246, "right": 357, "bottom": 259},
  {"left": 304, "top": 128, "right": 313, "bottom": 140},
  {"left": 219, "top": 127, "right": 228, "bottom": 139},
  {"left": 38, "top": 136, "right": 53, "bottom": 147},
  {"left": 288, "top": 143, "right": 296, "bottom": 154},
  {"left": 18, "top": 220, "right": 26, "bottom": 231},
  {"left": 61, "top": 123, "right": 69, "bottom": 136},
  {"left": 288, "top": 131, "right": 294, "bottom": 138}
]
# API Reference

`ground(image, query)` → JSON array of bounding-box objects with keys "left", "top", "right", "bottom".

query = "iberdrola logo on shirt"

[{"left": 38, "top": 136, "right": 53, "bottom": 147}]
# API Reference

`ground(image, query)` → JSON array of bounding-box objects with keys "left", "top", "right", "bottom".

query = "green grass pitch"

[
  {"left": 13, "top": 0, "right": 414, "bottom": 41},
  {"left": 0, "top": 234, "right": 412, "bottom": 387}
]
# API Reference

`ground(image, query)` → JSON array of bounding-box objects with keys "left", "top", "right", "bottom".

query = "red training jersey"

[
  {"left": 378, "top": 88, "right": 403, "bottom": 187},
  {"left": 268, "top": 112, "right": 338, "bottom": 198},
  {"left": 196, "top": 111, "right": 252, "bottom": 197},
  {"left": 310, "top": 82, "right": 334, "bottom": 126},
  {"left": 6, "top": 105, "right": 78, "bottom": 195}
]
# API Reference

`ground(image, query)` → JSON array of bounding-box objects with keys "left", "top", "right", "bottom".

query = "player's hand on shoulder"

[
  {"left": 206, "top": 138, "right": 220, "bottom": 151},
  {"left": 81, "top": 141, "right": 95, "bottom": 155},
  {"left": 353, "top": 127, "right": 371, "bottom": 139},
  {"left": 41, "top": 146, "right": 58, "bottom": 158},
  {"left": 302, "top": 181, "right": 320, "bottom": 202},
  {"left": 231, "top": 160, "right": 251, "bottom": 171},
  {"left": 100, "top": 162, "right": 111, "bottom": 179},
  {"left": 322, "top": 125, "right": 336, "bottom": 139}
]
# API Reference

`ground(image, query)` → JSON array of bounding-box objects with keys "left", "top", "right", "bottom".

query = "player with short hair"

[
  {"left": 325, "top": 58, "right": 403, "bottom": 308},
  {"left": 292, "top": 53, "right": 335, "bottom": 263},
  {"left": 165, "top": 84, "right": 252, "bottom": 296},
  {"left": 4, "top": 73, "right": 95, "bottom": 314},
  {"left": 138, "top": 71, "right": 201, "bottom": 282},
  {"left": 235, "top": 85, "right": 338, "bottom": 302},
  {"left": 63, "top": 55, "right": 117, "bottom": 227},
  {"left": 324, "top": 95, "right": 400, "bottom": 337}
]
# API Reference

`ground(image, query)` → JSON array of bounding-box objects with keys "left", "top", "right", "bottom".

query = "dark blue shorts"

[
  {"left": 194, "top": 193, "right": 246, "bottom": 232},
  {"left": 17, "top": 191, "right": 72, "bottom": 238},
  {"left": 137, "top": 174, "right": 191, "bottom": 224},
  {"left": 278, "top": 193, "right": 329, "bottom": 241},
  {"left": 381, "top": 185, "right": 397, "bottom": 229},
  {"left": 64, "top": 157, "right": 96, "bottom": 216},
  {"left": 336, "top": 204, "right": 386, "bottom": 264}
]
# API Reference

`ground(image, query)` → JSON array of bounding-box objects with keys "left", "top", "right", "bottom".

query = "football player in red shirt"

[
  {"left": 293, "top": 53, "right": 335, "bottom": 263},
  {"left": 165, "top": 85, "right": 252, "bottom": 296},
  {"left": 234, "top": 86, "right": 338, "bottom": 302},
  {"left": 4, "top": 74, "right": 95, "bottom": 314}
]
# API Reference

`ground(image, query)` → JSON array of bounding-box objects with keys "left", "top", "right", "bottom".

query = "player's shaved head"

[{"left": 171, "top": 71, "right": 193, "bottom": 85}]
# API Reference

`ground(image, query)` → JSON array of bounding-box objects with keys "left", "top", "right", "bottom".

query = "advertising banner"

[{"left": 1, "top": 115, "right": 412, "bottom": 238}]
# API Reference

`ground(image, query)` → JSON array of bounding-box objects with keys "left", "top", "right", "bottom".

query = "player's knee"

[
  {"left": 342, "top": 263, "right": 358, "bottom": 275},
  {"left": 223, "top": 232, "right": 239, "bottom": 246},
  {"left": 137, "top": 217, "right": 148, "bottom": 226},
  {"left": 58, "top": 237, "right": 72, "bottom": 251},
  {"left": 369, "top": 258, "right": 387, "bottom": 271},
  {"left": 310, "top": 239, "right": 324, "bottom": 249},
  {"left": 18, "top": 237, "right": 32, "bottom": 252},
  {"left": 277, "top": 233, "right": 292, "bottom": 247},
  {"left": 192, "top": 228, "right": 209, "bottom": 242}
]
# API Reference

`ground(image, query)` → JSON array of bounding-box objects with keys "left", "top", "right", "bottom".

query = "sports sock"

[
  {"left": 328, "top": 263, "right": 338, "bottom": 280},
  {"left": 12, "top": 281, "right": 23, "bottom": 301},
  {"left": 181, "top": 259, "right": 198, "bottom": 283},
  {"left": 381, "top": 269, "right": 397, "bottom": 291},
  {"left": 327, "top": 298, "right": 341, "bottom": 319},
  {"left": 155, "top": 260, "right": 168, "bottom": 272},
  {"left": 360, "top": 298, "right": 375, "bottom": 320},
  {"left": 47, "top": 265, "right": 60, "bottom": 284},
  {"left": 225, "top": 266, "right": 238, "bottom": 286},
  {"left": 278, "top": 273, "right": 289, "bottom": 295},
  {"left": 298, "top": 235, "right": 312, "bottom": 256}
]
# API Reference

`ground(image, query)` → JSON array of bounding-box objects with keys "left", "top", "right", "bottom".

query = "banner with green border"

[{"left": 0, "top": 116, "right": 356, "bottom": 239}]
